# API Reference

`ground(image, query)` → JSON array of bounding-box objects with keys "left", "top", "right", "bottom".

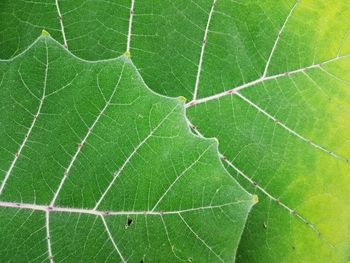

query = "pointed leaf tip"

[
  {"left": 252, "top": 194, "right": 259, "bottom": 205},
  {"left": 178, "top": 96, "right": 187, "bottom": 103},
  {"left": 41, "top": 30, "right": 50, "bottom": 37},
  {"left": 124, "top": 51, "right": 131, "bottom": 59}
]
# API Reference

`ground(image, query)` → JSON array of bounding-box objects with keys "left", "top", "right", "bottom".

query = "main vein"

[
  {"left": 126, "top": 0, "right": 135, "bottom": 53},
  {"left": 193, "top": 0, "right": 217, "bottom": 101},
  {"left": 55, "top": 0, "right": 68, "bottom": 49},
  {"left": 0, "top": 200, "right": 242, "bottom": 216},
  {"left": 185, "top": 54, "right": 350, "bottom": 164},
  {"left": 235, "top": 92, "right": 349, "bottom": 163},
  {"left": 186, "top": 53, "right": 350, "bottom": 108}
]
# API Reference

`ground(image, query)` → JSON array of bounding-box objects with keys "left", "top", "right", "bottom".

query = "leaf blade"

[{"left": 0, "top": 35, "right": 253, "bottom": 262}]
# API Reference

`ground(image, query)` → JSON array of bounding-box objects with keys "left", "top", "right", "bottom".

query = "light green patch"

[
  {"left": 41, "top": 29, "right": 50, "bottom": 37},
  {"left": 124, "top": 51, "right": 131, "bottom": 59},
  {"left": 251, "top": 195, "right": 259, "bottom": 205},
  {"left": 178, "top": 96, "right": 187, "bottom": 103}
]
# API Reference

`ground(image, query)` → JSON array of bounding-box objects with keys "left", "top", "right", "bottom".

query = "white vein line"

[
  {"left": 0, "top": 201, "right": 241, "bottom": 216},
  {"left": 55, "top": 0, "right": 68, "bottom": 49},
  {"left": 193, "top": 0, "right": 217, "bottom": 100},
  {"left": 319, "top": 66, "right": 350, "bottom": 85},
  {"left": 93, "top": 105, "right": 179, "bottom": 210},
  {"left": 50, "top": 64, "right": 126, "bottom": 207},
  {"left": 185, "top": 119, "right": 324, "bottom": 237},
  {"left": 222, "top": 157, "right": 324, "bottom": 238},
  {"left": 187, "top": 116, "right": 331, "bottom": 245},
  {"left": 235, "top": 92, "right": 349, "bottom": 163},
  {"left": 46, "top": 211, "right": 54, "bottom": 263},
  {"left": 178, "top": 213, "right": 224, "bottom": 263},
  {"left": 0, "top": 42, "right": 48, "bottom": 195},
  {"left": 186, "top": 53, "right": 350, "bottom": 107},
  {"left": 151, "top": 143, "right": 213, "bottom": 211},
  {"left": 126, "top": 0, "right": 135, "bottom": 53},
  {"left": 100, "top": 215, "right": 126, "bottom": 262},
  {"left": 19, "top": 71, "right": 40, "bottom": 100},
  {"left": 262, "top": 0, "right": 300, "bottom": 77},
  {"left": 0, "top": 38, "right": 41, "bottom": 62}
]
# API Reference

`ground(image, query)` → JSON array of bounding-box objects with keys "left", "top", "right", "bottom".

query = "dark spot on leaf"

[
  {"left": 263, "top": 222, "right": 267, "bottom": 229},
  {"left": 140, "top": 259, "right": 144, "bottom": 263},
  {"left": 125, "top": 217, "right": 133, "bottom": 229},
  {"left": 127, "top": 217, "right": 133, "bottom": 226}
]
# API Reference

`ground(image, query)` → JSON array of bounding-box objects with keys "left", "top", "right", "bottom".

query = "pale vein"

[
  {"left": 0, "top": 200, "right": 242, "bottom": 216},
  {"left": 187, "top": 119, "right": 323, "bottom": 239},
  {"left": 186, "top": 53, "right": 350, "bottom": 108},
  {"left": 193, "top": 0, "right": 217, "bottom": 100},
  {"left": 178, "top": 213, "right": 224, "bottom": 263},
  {"left": 49, "top": 63, "right": 125, "bottom": 207},
  {"left": 93, "top": 105, "right": 179, "bottom": 210},
  {"left": 46, "top": 210, "right": 54, "bottom": 263},
  {"left": 126, "top": 0, "right": 135, "bottom": 53},
  {"left": 0, "top": 42, "right": 48, "bottom": 195},
  {"left": 101, "top": 215, "right": 126, "bottom": 263},
  {"left": 55, "top": 0, "right": 68, "bottom": 48},
  {"left": 151, "top": 143, "right": 213, "bottom": 211},
  {"left": 262, "top": 0, "right": 300, "bottom": 77}
]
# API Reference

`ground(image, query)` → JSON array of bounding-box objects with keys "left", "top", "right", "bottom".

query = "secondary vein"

[
  {"left": 0, "top": 41, "right": 49, "bottom": 195},
  {"left": 55, "top": 0, "right": 68, "bottom": 49},
  {"left": 193, "top": 0, "right": 217, "bottom": 101}
]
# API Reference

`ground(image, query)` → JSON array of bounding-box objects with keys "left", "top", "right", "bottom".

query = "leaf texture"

[
  {"left": 0, "top": 0, "right": 350, "bottom": 262},
  {"left": 0, "top": 34, "right": 253, "bottom": 262}
]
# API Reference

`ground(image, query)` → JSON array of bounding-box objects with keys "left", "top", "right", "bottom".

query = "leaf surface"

[
  {"left": 1, "top": 0, "right": 350, "bottom": 262},
  {"left": 187, "top": 1, "right": 350, "bottom": 262},
  {"left": 0, "top": 34, "right": 253, "bottom": 262}
]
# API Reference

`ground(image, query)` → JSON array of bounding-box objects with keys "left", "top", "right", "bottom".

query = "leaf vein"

[
  {"left": 49, "top": 62, "right": 126, "bottom": 207},
  {"left": 55, "top": 0, "right": 68, "bottom": 49},
  {"left": 93, "top": 104, "right": 180, "bottom": 210},
  {"left": 0, "top": 41, "right": 49, "bottom": 195},
  {"left": 193, "top": 0, "right": 217, "bottom": 100},
  {"left": 101, "top": 215, "right": 126, "bottom": 263}
]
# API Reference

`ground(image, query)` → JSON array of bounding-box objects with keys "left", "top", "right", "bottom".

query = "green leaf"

[
  {"left": 0, "top": 34, "right": 253, "bottom": 262},
  {"left": 1, "top": 0, "right": 350, "bottom": 262},
  {"left": 186, "top": 2, "right": 350, "bottom": 263},
  {"left": 0, "top": 0, "right": 297, "bottom": 98}
]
